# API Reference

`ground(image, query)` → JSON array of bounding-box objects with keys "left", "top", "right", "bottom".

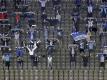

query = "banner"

[{"left": 71, "top": 32, "right": 87, "bottom": 41}]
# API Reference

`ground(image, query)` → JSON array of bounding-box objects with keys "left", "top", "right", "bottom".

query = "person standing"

[
  {"left": 39, "top": 0, "right": 47, "bottom": 13},
  {"left": 14, "top": 32, "right": 20, "bottom": 47},
  {"left": 79, "top": 41, "right": 85, "bottom": 53},
  {"left": 69, "top": 46, "right": 77, "bottom": 68},
  {"left": 26, "top": 41, "right": 37, "bottom": 66},
  {"left": 82, "top": 54, "right": 89, "bottom": 68},
  {"left": 99, "top": 54, "right": 105, "bottom": 68},
  {"left": 2, "top": 53, "right": 12, "bottom": 70},
  {"left": 87, "top": 4, "right": 93, "bottom": 17},
  {"left": 47, "top": 55, "right": 52, "bottom": 69},
  {"left": 16, "top": 47, "right": 24, "bottom": 69}
]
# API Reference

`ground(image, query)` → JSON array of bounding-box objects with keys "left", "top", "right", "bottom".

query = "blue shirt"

[
  {"left": 16, "top": 48, "right": 24, "bottom": 57},
  {"left": 28, "top": 30, "right": 36, "bottom": 41}
]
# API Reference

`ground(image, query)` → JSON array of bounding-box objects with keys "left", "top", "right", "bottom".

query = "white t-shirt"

[
  {"left": 100, "top": 55, "right": 104, "bottom": 62},
  {"left": 72, "top": 47, "right": 75, "bottom": 55},
  {"left": 88, "top": 20, "right": 93, "bottom": 28},
  {"left": 88, "top": 5, "right": 93, "bottom": 13},
  {"left": 48, "top": 56, "right": 52, "bottom": 63},
  {"left": 15, "top": 33, "right": 19, "bottom": 40},
  {"left": 39, "top": 0, "right": 47, "bottom": 7}
]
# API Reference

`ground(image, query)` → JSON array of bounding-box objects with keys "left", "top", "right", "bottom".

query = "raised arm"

[{"left": 26, "top": 46, "right": 31, "bottom": 52}]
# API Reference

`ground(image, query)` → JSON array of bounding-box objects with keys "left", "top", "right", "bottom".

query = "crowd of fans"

[{"left": 0, "top": 0, "right": 107, "bottom": 70}]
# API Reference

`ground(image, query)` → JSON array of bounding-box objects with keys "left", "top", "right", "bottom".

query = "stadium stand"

[{"left": 0, "top": 0, "right": 107, "bottom": 80}]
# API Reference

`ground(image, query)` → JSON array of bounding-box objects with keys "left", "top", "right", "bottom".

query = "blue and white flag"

[{"left": 71, "top": 32, "right": 87, "bottom": 41}]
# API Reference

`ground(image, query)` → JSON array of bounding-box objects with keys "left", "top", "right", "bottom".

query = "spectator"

[
  {"left": 47, "top": 55, "right": 52, "bottom": 69},
  {"left": 87, "top": 4, "right": 93, "bottom": 17},
  {"left": 87, "top": 40, "right": 95, "bottom": 54},
  {"left": 1, "top": 37, "right": 10, "bottom": 46},
  {"left": 69, "top": 45, "right": 77, "bottom": 68},
  {"left": 87, "top": 19, "right": 94, "bottom": 32},
  {"left": 72, "top": 8, "right": 80, "bottom": 31},
  {"left": 15, "top": 13, "right": 20, "bottom": 24},
  {"left": 100, "top": 5, "right": 107, "bottom": 17},
  {"left": 2, "top": 52, "right": 12, "bottom": 70},
  {"left": 86, "top": 31, "right": 91, "bottom": 42},
  {"left": 16, "top": 47, "right": 24, "bottom": 57},
  {"left": 82, "top": 54, "right": 89, "bottom": 67},
  {"left": 79, "top": 41, "right": 85, "bottom": 53},
  {"left": 27, "top": 26, "right": 37, "bottom": 42},
  {"left": 99, "top": 54, "right": 105, "bottom": 68},
  {"left": 55, "top": 11, "right": 61, "bottom": 23},
  {"left": 26, "top": 41, "right": 37, "bottom": 66},
  {"left": 16, "top": 56, "right": 24, "bottom": 69},
  {"left": 39, "top": 0, "right": 47, "bottom": 13},
  {"left": 56, "top": 27, "right": 64, "bottom": 40},
  {"left": 47, "top": 40, "right": 55, "bottom": 55},
  {"left": 14, "top": 32, "right": 20, "bottom": 47},
  {"left": 13, "top": 0, "right": 22, "bottom": 10},
  {"left": 47, "top": 38, "right": 58, "bottom": 55}
]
